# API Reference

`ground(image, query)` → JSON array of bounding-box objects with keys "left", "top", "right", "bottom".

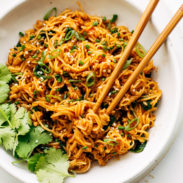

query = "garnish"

[
  {"left": 136, "top": 43, "right": 146, "bottom": 58},
  {"left": 118, "top": 117, "right": 139, "bottom": 131},
  {"left": 44, "top": 7, "right": 57, "bottom": 20},
  {"left": 86, "top": 72, "right": 96, "bottom": 87}
]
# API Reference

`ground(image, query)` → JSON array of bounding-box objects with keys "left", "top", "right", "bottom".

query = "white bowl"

[{"left": 0, "top": 0, "right": 183, "bottom": 183}]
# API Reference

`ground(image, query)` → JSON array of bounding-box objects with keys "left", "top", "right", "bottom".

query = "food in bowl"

[{"left": 0, "top": 6, "right": 161, "bottom": 183}]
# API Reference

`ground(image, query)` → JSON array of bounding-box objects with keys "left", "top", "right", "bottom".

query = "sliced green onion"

[
  {"left": 46, "top": 95, "right": 62, "bottom": 101},
  {"left": 12, "top": 53, "right": 16, "bottom": 57},
  {"left": 122, "top": 42, "right": 128, "bottom": 48},
  {"left": 102, "top": 16, "right": 107, "bottom": 22},
  {"left": 102, "top": 77, "right": 106, "bottom": 81},
  {"left": 101, "top": 54, "right": 106, "bottom": 58},
  {"left": 29, "top": 35, "right": 35, "bottom": 40},
  {"left": 38, "top": 62, "right": 51, "bottom": 74},
  {"left": 109, "top": 90, "right": 118, "bottom": 95},
  {"left": 88, "top": 51, "right": 92, "bottom": 54},
  {"left": 93, "top": 21, "right": 98, "bottom": 26},
  {"left": 43, "top": 7, "right": 57, "bottom": 20},
  {"left": 114, "top": 59, "right": 117, "bottom": 63},
  {"left": 79, "top": 60, "right": 84, "bottom": 66},
  {"left": 123, "top": 58, "right": 133, "bottom": 70},
  {"left": 65, "top": 30, "right": 75, "bottom": 41},
  {"left": 55, "top": 74, "right": 62, "bottom": 83},
  {"left": 19, "top": 32, "right": 25, "bottom": 37},
  {"left": 119, "top": 118, "right": 139, "bottom": 131},
  {"left": 59, "top": 38, "right": 65, "bottom": 46},
  {"left": 110, "top": 14, "right": 118, "bottom": 23},
  {"left": 119, "top": 38, "right": 124, "bottom": 42},
  {"left": 63, "top": 71, "right": 69, "bottom": 77},
  {"left": 131, "top": 30, "right": 134, "bottom": 34},
  {"left": 96, "top": 39, "right": 100, "bottom": 43},
  {"left": 86, "top": 72, "right": 96, "bottom": 87},
  {"left": 85, "top": 45, "right": 90, "bottom": 50},
  {"left": 82, "top": 146, "right": 88, "bottom": 150},
  {"left": 136, "top": 43, "right": 146, "bottom": 58},
  {"left": 54, "top": 40, "right": 58, "bottom": 47},
  {"left": 68, "top": 79, "right": 81, "bottom": 83},
  {"left": 49, "top": 49, "right": 61, "bottom": 59},
  {"left": 83, "top": 32, "right": 87, "bottom": 36}
]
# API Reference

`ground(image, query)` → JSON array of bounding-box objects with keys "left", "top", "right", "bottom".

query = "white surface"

[{"left": 0, "top": 0, "right": 183, "bottom": 183}]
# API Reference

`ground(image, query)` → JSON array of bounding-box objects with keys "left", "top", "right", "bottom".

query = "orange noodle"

[{"left": 7, "top": 7, "right": 162, "bottom": 173}]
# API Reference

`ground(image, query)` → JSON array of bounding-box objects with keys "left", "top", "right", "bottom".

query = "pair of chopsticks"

[{"left": 93, "top": 0, "right": 183, "bottom": 114}]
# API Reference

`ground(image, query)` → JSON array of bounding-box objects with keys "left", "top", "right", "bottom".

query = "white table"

[{"left": 0, "top": 0, "right": 182, "bottom": 182}]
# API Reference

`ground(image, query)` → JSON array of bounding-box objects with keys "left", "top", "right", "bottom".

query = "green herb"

[
  {"left": 79, "top": 60, "right": 84, "bottom": 66},
  {"left": 102, "top": 77, "right": 106, "bottom": 81},
  {"left": 111, "top": 27, "right": 118, "bottom": 34},
  {"left": 88, "top": 51, "right": 92, "bottom": 54},
  {"left": 123, "top": 42, "right": 128, "bottom": 48},
  {"left": 64, "top": 30, "right": 75, "bottom": 41},
  {"left": 16, "top": 126, "right": 52, "bottom": 159},
  {"left": 12, "top": 53, "right": 16, "bottom": 57},
  {"left": 86, "top": 72, "right": 96, "bottom": 87},
  {"left": 103, "top": 45, "right": 108, "bottom": 52},
  {"left": 44, "top": 44, "right": 48, "bottom": 48},
  {"left": 19, "top": 45, "right": 25, "bottom": 51},
  {"left": 131, "top": 30, "right": 134, "bottom": 34},
  {"left": 63, "top": 93, "right": 68, "bottom": 100},
  {"left": 29, "top": 35, "right": 35, "bottom": 40},
  {"left": 95, "top": 39, "right": 100, "bottom": 43},
  {"left": 119, "top": 38, "right": 124, "bottom": 42},
  {"left": 102, "top": 16, "right": 107, "bottom": 22},
  {"left": 68, "top": 79, "right": 81, "bottom": 83},
  {"left": 0, "top": 64, "right": 12, "bottom": 83},
  {"left": 123, "top": 58, "right": 133, "bottom": 70},
  {"left": 55, "top": 74, "right": 62, "bottom": 83},
  {"left": 59, "top": 38, "right": 65, "bottom": 46},
  {"left": 70, "top": 45, "right": 78, "bottom": 53},
  {"left": 82, "top": 146, "right": 88, "bottom": 150},
  {"left": 114, "top": 59, "right": 117, "bottom": 63},
  {"left": 49, "top": 49, "right": 61, "bottom": 59},
  {"left": 110, "top": 14, "right": 118, "bottom": 23},
  {"left": 85, "top": 45, "right": 90, "bottom": 50},
  {"left": 74, "top": 32, "right": 85, "bottom": 41},
  {"left": 136, "top": 43, "right": 146, "bottom": 58},
  {"left": 118, "top": 117, "right": 139, "bottom": 131},
  {"left": 19, "top": 32, "right": 25, "bottom": 37},
  {"left": 109, "top": 90, "right": 118, "bottom": 95},
  {"left": 37, "top": 35, "right": 42, "bottom": 40},
  {"left": 102, "top": 41, "right": 107, "bottom": 46},
  {"left": 62, "top": 72, "right": 69, "bottom": 78},
  {"left": 15, "top": 101, "right": 19, "bottom": 105},
  {"left": 43, "top": 7, "right": 57, "bottom": 20},
  {"left": 93, "top": 21, "right": 98, "bottom": 26},
  {"left": 32, "top": 54, "right": 37, "bottom": 59},
  {"left": 101, "top": 54, "right": 106, "bottom": 58},
  {"left": 33, "top": 90, "right": 39, "bottom": 98},
  {"left": 54, "top": 40, "right": 58, "bottom": 48},
  {"left": 36, "top": 148, "right": 72, "bottom": 183},
  {"left": 130, "top": 141, "right": 147, "bottom": 153},
  {"left": 141, "top": 100, "right": 152, "bottom": 110}
]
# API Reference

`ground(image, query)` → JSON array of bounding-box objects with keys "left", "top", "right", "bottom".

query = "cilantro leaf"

[
  {"left": 36, "top": 148, "right": 71, "bottom": 183},
  {"left": 0, "top": 64, "right": 12, "bottom": 83},
  {"left": 16, "top": 126, "right": 52, "bottom": 159},
  {"left": 28, "top": 153, "right": 45, "bottom": 172},
  {"left": 0, "top": 81, "right": 10, "bottom": 103},
  {"left": 0, "top": 104, "right": 11, "bottom": 126},
  {"left": 14, "top": 107, "right": 31, "bottom": 135},
  {"left": 0, "top": 127, "right": 16, "bottom": 151}
]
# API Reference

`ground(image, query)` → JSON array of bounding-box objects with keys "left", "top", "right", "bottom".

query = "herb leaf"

[
  {"left": 16, "top": 126, "right": 52, "bottom": 159},
  {"left": 0, "top": 64, "right": 12, "bottom": 83},
  {"left": 130, "top": 141, "right": 147, "bottom": 153}
]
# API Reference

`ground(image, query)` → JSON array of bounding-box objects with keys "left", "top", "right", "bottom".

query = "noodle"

[{"left": 7, "top": 8, "right": 162, "bottom": 173}]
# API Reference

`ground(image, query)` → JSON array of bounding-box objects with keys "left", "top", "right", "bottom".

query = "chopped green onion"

[
  {"left": 86, "top": 72, "right": 96, "bottom": 87},
  {"left": 12, "top": 53, "right": 16, "bottom": 57},
  {"left": 68, "top": 79, "right": 81, "bottom": 83},
  {"left": 102, "top": 16, "right": 107, "bottom": 22},
  {"left": 136, "top": 43, "right": 146, "bottom": 58},
  {"left": 32, "top": 54, "right": 37, "bottom": 59},
  {"left": 63, "top": 71, "right": 69, "bottom": 77},
  {"left": 101, "top": 54, "right": 106, "bottom": 58},
  {"left": 131, "top": 30, "right": 134, "bottom": 34},
  {"left": 29, "top": 35, "right": 35, "bottom": 40},
  {"left": 111, "top": 27, "right": 118, "bottom": 34},
  {"left": 114, "top": 59, "right": 117, "bottom": 63},
  {"left": 104, "top": 138, "right": 116, "bottom": 142},
  {"left": 109, "top": 90, "right": 118, "bottom": 95},
  {"left": 102, "top": 77, "right": 106, "bottom": 81},
  {"left": 141, "top": 100, "right": 152, "bottom": 110},
  {"left": 110, "top": 14, "right": 118, "bottom": 23},
  {"left": 49, "top": 49, "right": 61, "bottom": 59},
  {"left": 123, "top": 58, "right": 133, "bottom": 70},
  {"left": 65, "top": 30, "right": 75, "bottom": 41},
  {"left": 37, "top": 35, "right": 42, "bottom": 40},
  {"left": 79, "top": 60, "right": 84, "bottom": 66},
  {"left": 38, "top": 62, "right": 51, "bottom": 74},
  {"left": 54, "top": 40, "right": 58, "bottom": 47},
  {"left": 88, "top": 51, "right": 92, "bottom": 54},
  {"left": 118, "top": 118, "right": 139, "bottom": 131},
  {"left": 93, "top": 21, "right": 98, "bottom": 26},
  {"left": 96, "top": 39, "right": 100, "bottom": 43},
  {"left": 122, "top": 42, "right": 128, "bottom": 48},
  {"left": 119, "top": 38, "right": 124, "bottom": 42},
  {"left": 85, "top": 45, "right": 90, "bottom": 50},
  {"left": 46, "top": 95, "right": 62, "bottom": 101},
  {"left": 102, "top": 41, "right": 107, "bottom": 46},
  {"left": 43, "top": 7, "right": 57, "bottom": 20},
  {"left": 15, "top": 101, "right": 19, "bottom": 105},
  {"left": 44, "top": 44, "right": 48, "bottom": 48},
  {"left": 19, "top": 45, "right": 25, "bottom": 51},
  {"left": 19, "top": 32, "right": 25, "bottom": 37},
  {"left": 55, "top": 74, "right": 62, "bottom": 83},
  {"left": 59, "top": 38, "right": 65, "bottom": 46},
  {"left": 82, "top": 146, "right": 88, "bottom": 150},
  {"left": 33, "top": 90, "right": 39, "bottom": 98},
  {"left": 70, "top": 45, "right": 78, "bottom": 53},
  {"left": 63, "top": 93, "right": 68, "bottom": 99},
  {"left": 83, "top": 32, "right": 87, "bottom": 36}
]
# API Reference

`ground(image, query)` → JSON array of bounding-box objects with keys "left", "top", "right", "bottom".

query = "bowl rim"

[{"left": 0, "top": 0, "right": 183, "bottom": 183}]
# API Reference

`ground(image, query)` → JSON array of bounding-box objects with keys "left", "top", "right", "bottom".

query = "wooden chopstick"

[
  {"left": 93, "top": 0, "right": 159, "bottom": 112},
  {"left": 106, "top": 4, "right": 183, "bottom": 114}
]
